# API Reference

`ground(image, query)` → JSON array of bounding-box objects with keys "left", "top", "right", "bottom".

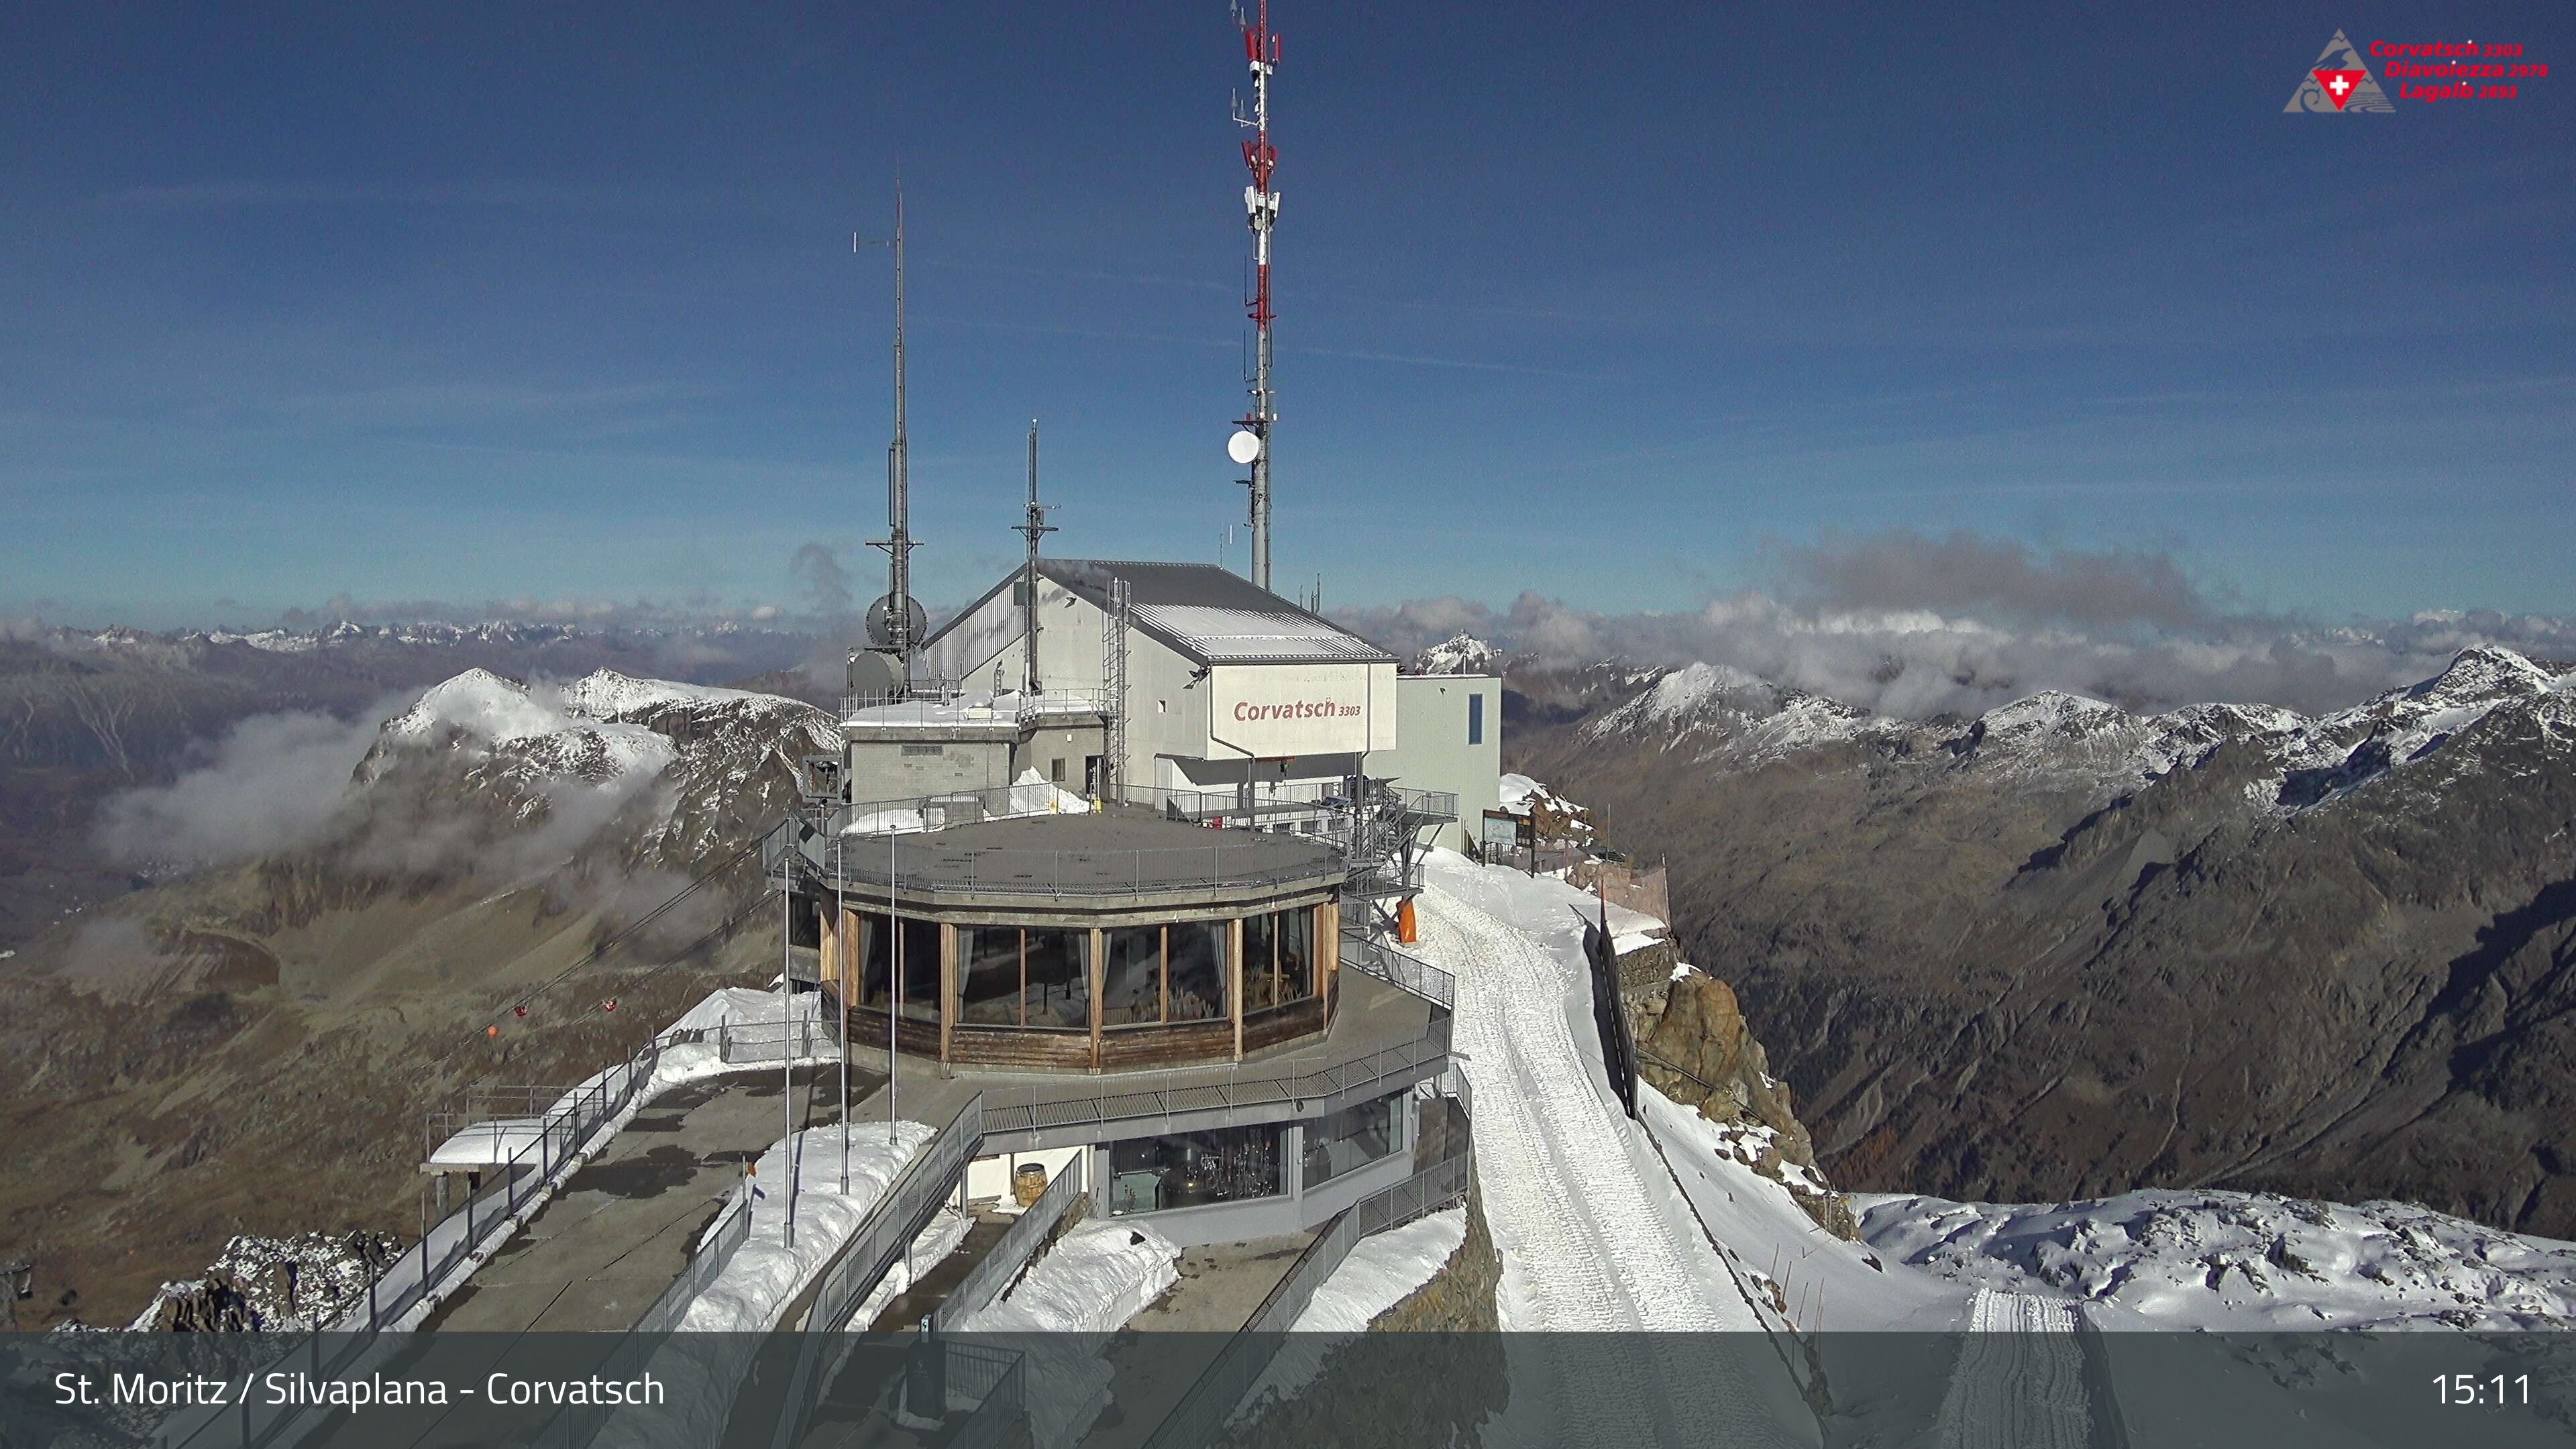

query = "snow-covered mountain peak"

[
  {"left": 2405, "top": 643, "right": 2558, "bottom": 708},
  {"left": 1970, "top": 689, "right": 2127, "bottom": 745},
  {"left": 350, "top": 667, "right": 836, "bottom": 867},
  {"left": 386, "top": 668, "right": 586, "bottom": 746},
  {"left": 1408, "top": 633, "right": 1504, "bottom": 676},
  {"left": 553, "top": 668, "right": 777, "bottom": 720},
  {"left": 1581, "top": 661, "right": 1889, "bottom": 768}
]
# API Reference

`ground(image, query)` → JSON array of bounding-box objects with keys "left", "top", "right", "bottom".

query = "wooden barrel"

[{"left": 1012, "top": 1163, "right": 1049, "bottom": 1208}]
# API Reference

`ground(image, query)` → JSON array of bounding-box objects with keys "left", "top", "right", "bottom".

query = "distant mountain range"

[
  {"left": 1497, "top": 636, "right": 2576, "bottom": 1238},
  {"left": 0, "top": 619, "right": 828, "bottom": 949}
]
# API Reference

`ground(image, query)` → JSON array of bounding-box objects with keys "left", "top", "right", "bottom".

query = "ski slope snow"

[{"left": 1412, "top": 853, "right": 1815, "bottom": 1447}]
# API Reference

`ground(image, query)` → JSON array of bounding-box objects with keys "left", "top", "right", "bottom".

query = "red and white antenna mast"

[{"left": 1230, "top": 0, "right": 1281, "bottom": 590}]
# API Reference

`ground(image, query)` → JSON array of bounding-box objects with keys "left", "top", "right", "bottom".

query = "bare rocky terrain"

[
  {"left": 1493, "top": 639, "right": 2576, "bottom": 1238},
  {"left": 0, "top": 640, "right": 833, "bottom": 1326}
]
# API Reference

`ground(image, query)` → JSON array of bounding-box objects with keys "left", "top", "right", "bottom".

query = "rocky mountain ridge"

[
  {"left": 0, "top": 667, "right": 819, "bottom": 1326},
  {"left": 1510, "top": 644, "right": 2576, "bottom": 1237}
]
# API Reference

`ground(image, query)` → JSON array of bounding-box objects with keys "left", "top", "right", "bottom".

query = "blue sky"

[{"left": 5, "top": 2, "right": 2571, "bottom": 629}]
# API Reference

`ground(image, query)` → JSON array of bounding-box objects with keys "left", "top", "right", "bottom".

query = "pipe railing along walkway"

[
  {"left": 1139, "top": 1139, "right": 1474, "bottom": 1449},
  {"left": 928, "top": 1151, "right": 1089, "bottom": 1333}
]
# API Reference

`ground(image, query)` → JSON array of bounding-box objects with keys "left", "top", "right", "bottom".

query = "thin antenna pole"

[
  {"left": 1233, "top": 0, "right": 1281, "bottom": 590},
  {"left": 837, "top": 830, "right": 848, "bottom": 1195},
  {"left": 888, "top": 830, "right": 899, "bottom": 1145},
  {"left": 1014, "top": 418, "right": 1056, "bottom": 695},
  {"left": 781, "top": 838, "right": 797, "bottom": 1249},
  {"left": 860, "top": 184, "right": 918, "bottom": 695}
]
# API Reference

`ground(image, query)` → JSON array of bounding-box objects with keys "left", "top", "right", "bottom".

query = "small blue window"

[{"left": 1467, "top": 692, "right": 1485, "bottom": 745}]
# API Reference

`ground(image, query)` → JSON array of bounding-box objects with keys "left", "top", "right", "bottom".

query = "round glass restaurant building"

[{"left": 811, "top": 810, "right": 1347, "bottom": 1072}]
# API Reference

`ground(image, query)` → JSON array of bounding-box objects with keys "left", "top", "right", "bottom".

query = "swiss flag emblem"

[{"left": 2312, "top": 69, "right": 2367, "bottom": 109}]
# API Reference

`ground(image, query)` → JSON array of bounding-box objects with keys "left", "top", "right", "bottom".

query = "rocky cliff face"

[
  {"left": 1633, "top": 969, "right": 1857, "bottom": 1240},
  {"left": 1515, "top": 646, "right": 2576, "bottom": 1236}
]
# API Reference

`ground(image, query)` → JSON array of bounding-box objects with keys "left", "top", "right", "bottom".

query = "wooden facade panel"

[
  {"left": 949, "top": 1026, "right": 1096, "bottom": 1071},
  {"left": 1097, "top": 1020, "right": 1236, "bottom": 1070},
  {"left": 849, "top": 1008, "right": 943, "bottom": 1059}
]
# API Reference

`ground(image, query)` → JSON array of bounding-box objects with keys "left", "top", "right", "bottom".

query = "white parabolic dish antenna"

[{"left": 1226, "top": 429, "right": 1262, "bottom": 466}]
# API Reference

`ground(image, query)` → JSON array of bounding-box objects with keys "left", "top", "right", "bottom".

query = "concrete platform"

[{"left": 421, "top": 1065, "right": 875, "bottom": 1333}]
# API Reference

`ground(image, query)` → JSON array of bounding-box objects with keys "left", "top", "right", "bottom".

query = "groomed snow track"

[
  {"left": 1413, "top": 878, "right": 1811, "bottom": 1448},
  {"left": 1933, "top": 1288, "right": 2092, "bottom": 1449}
]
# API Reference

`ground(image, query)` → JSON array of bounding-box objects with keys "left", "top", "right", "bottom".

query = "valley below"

[{"left": 1499, "top": 642, "right": 2576, "bottom": 1239}]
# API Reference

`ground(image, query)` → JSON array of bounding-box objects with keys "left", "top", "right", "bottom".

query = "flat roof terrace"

[{"left": 819, "top": 809, "right": 1346, "bottom": 910}]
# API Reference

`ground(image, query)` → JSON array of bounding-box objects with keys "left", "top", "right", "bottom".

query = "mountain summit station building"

[{"left": 774, "top": 560, "right": 1495, "bottom": 1244}]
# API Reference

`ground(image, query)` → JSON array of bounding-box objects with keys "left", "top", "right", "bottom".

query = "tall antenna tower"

[
  {"left": 1013, "top": 419, "right": 1056, "bottom": 695},
  {"left": 1230, "top": 0, "right": 1281, "bottom": 592},
  {"left": 857, "top": 185, "right": 922, "bottom": 695}
]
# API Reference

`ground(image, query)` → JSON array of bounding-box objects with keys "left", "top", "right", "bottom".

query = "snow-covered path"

[
  {"left": 1417, "top": 885, "right": 1743, "bottom": 1332},
  {"left": 1931, "top": 1288, "right": 2091, "bottom": 1449},
  {"left": 1412, "top": 861, "right": 1815, "bottom": 1447}
]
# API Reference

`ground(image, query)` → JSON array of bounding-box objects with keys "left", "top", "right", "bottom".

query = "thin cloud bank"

[
  {"left": 95, "top": 681, "right": 667, "bottom": 882},
  {"left": 95, "top": 707, "right": 392, "bottom": 865},
  {"left": 1336, "top": 530, "right": 2576, "bottom": 718}
]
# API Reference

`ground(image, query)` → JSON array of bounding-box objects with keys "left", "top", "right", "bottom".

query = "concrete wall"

[
  {"left": 1011, "top": 720, "right": 1110, "bottom": 793},
  {"left": 844, "top": 731, "right": 1022, "bottom": 802},
  {"left": 1367, "top": 674, "right": 1503, "bottom": 852},
  {"left": 922, "top": 574, "right": 1105, "bottom": 696}
]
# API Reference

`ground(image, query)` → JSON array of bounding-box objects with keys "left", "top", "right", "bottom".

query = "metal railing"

[
  {"left": 767, "top": 1094, "right": 989, "bottom": 1449},
  {"left": 804, "top": 779, "right": 1455, "bottom": 841},
  {"left": 979, "top": 1014, "right": 1452, "bottom": 1140},
  {"left": 1139, "top": 1146, "right": 1472, "bottom": 1449},
  {"left": 841, "top": 686, "right": 1112, "bottom": 725},
  {"left": 162, "top": 1038, "right": 662, "bottom": 1449},
  {"left": 944, "top": 1342, "right": 1029, "bottom": 1449},
  {"left": 802, "top": 1093, "right": 986, "bottom": 1334},
  {"left": 827, "top": 841, "right": 1346, "bottom": 899},
  {"left": 716, "top": 1012, "right": 841, "bottom": 1066},
  {"left": 930, "top": 1153, "right": 1087, "bottom": 1332},
  {"left": 1340, "top": 931, "right": 1454, "bottom": 1010},
  {"left": 632, "top": 1192, "right": 754, "bottom": 1337}
]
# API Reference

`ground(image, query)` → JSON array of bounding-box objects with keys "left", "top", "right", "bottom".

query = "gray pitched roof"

[{"left": 1040, "top": 559, "right": 1396, "bottom": 667}]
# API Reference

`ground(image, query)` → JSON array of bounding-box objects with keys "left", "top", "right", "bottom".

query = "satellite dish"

[
  {"left": 1226, "top": 429, "right": 1263, "bottom": 466},
  {"left": 865, "top": 593, "right": 928, "bottom": 648}
]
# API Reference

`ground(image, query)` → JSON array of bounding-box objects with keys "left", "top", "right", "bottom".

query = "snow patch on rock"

[{"left": 1856, "top": 1188, "right": 2576, "bottom": 1331}]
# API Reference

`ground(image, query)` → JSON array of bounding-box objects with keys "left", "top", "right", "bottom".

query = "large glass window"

[
  {"left": 1242, "top": 912, "right": 1279, "bottom": 1012},
  {"left": 1304, "top": 1092, "right": 1401, "bottom": 1187},
  {"left": 855, "top": 913, "right": 941, "bottom": 1021},
  {"left": 858, "top": 912, "right": 892, "bottom": 1010},
  {"left": 1167, "top": 920, "right": 1227, "bottom": 1022},
  {"left": 1244, "top": 906, "right": 1317, "bottom": 1014},
  {"left": 897, "top": 916, "right": 940, "bottom": 1022},
  {"left": 958, "top": 926, "right": 1022, "bottom": 1025},
  {"left": 1107, "top": 1124, "right": 1286, "bottom": 1216},
  {"left": 1278, "top": 907, "right": 1314, "bottom": 1006},
  {"left": 1101, "top": 926, "right": 1163, "bottom": 1026},
  {"left": 1022, "top": 928, "right": 1090, "bottom": 1030}
]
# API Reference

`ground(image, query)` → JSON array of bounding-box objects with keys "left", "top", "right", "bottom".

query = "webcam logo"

[{"left": 2286, "top": 30, "right": 2394, "bottom": 112}]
